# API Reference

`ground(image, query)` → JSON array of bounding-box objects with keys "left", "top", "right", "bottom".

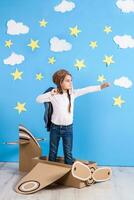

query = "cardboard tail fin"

[{"left": 19, "top": 124, "right": 42, "bottom": 172}]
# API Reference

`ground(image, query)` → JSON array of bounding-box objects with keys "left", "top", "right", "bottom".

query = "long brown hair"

[{"left": 52, "top": 69, "right": 72, "bottom": 113}]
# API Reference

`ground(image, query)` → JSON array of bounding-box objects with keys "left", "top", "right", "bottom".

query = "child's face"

[{"left": 61, "top": 74, "right": 73, "bottom": 90}]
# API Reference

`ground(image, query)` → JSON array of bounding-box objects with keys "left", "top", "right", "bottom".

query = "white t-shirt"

[{"left": 36, "top": 85, "right": 101, "bottom": 125}]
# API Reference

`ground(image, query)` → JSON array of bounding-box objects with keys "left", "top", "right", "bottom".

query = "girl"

[{"left": 36, "top": 69, "right": 110, "bottom": 165}]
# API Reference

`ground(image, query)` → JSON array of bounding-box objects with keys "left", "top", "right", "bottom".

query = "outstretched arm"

[{"left": 73, "top": 82, "right": 110, "bottom": 98}]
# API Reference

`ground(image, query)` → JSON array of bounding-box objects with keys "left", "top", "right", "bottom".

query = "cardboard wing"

[{"left": 15, "top": 162, "right": 71, "bottom": 194}]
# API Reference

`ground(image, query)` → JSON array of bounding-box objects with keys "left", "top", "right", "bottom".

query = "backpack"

[{"left": 43, "top": 87, "right": 54, "bottom": 132}]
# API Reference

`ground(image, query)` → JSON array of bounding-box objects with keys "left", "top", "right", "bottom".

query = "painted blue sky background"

[{"left": 0, "top": 0, "right": 134, "bottom": 166}]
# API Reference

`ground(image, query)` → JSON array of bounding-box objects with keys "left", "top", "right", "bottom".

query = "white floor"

[{"left": 0, "top": 162, "right": 134, "bottom": 200}]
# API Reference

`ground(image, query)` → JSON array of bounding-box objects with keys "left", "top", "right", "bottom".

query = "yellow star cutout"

[
  {"left": 103, "top": 55, "right": 114, "bottom": 66},
  {"left": 39, "top": 19, "right": 48, "bottom": 27},
  {"left": 11, "top": 68, "right": 23, "bottom": 80},
  {"left": 104, "top": 26, "right": 112, "bottom": 34},
  {"left": 28, "top": 39, "right": 40, "bottom": 51},
  {"left": 36, "top": 73, "right": 44, "bottom": 80},
  {"left": 97, "top": 75, "right": 106, "bottom": 83},
  {"left": 89, "top": 41, "right": 98, "bottom": 49},
  {"left": 74, "top": 59, "right": 86, "bottom": 70},
  {"left": 48, "top": 57, "right": 56, "bottom": 64},
  {"left": 69, "top": 25, "right": 81, "bottom": 37},
  {"left": 14, "top": 102, "right": 26, "bottom": 114},
  {"left": 5, "top": 40, "right": 13, "bottom": 48},
  {"left": 113, "top": 96, "right": 125, "bottom": 108}
]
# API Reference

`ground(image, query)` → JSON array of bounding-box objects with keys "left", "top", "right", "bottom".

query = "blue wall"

[{"left": 0, "top": 0, "right": 134, "bottom": 166}]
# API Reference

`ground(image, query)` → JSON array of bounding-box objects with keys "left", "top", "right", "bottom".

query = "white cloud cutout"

[
  {"left": 113, "top": 35, "right": 134, "bottom": 48},
  {"left": 7, "top": 19, "right": 29, "bottom": 35},
  {"left": 114, "top": 76, "right": 133, "bottom": 88},
  {"left": 50, "top": 36, "right": 72, "bottom": 52},
  {"left": 3, "top": 52, "right": 25, "bottom": 66},
  {"left": 54, "top": 0, "right": 75, "bottom": 13},
  {"left": 116, "top": 0, "right": 134, "bottom": 13}
]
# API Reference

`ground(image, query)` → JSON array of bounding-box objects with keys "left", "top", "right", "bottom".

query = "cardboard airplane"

[{"left": 4, "top": 124, "right": 112, "bottom": 194}]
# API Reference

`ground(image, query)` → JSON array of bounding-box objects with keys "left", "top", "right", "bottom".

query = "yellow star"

[
  {"left": 36, "top": 73, "right": 43, "bottom": 80},
  {"left": 113, "top": 96, "right": 125, "bottom": 108},
  {"left": 39, "top": 19, "right": 48, "bottom": 27},
  {"left": 97, "top": 75, "right": 106, "bottom": 83},
  {"left": 48, "top": 56, "right": 56, "bottom": 64},
  {"left": 69, "top": 25, "right": 81, "bottom": 37},
  {"left": 74, "top": 59, "right": 86, "bottom": 70},
  {"left": 89, "top": 41, "right": 98, "bottom": 49},
  {"left": 28, "top": 39, "right": 40, "bottom": 51},
  {"left": 5, "top": 40, "right": 13, "bottom": 48},
  {"left": 104, "top": 26, "right": 112, "bottom": 34},
  {"left": 14, "top": 102, "right": 26, "bottom": 114},
  {"left": 11, "top": 68, "right": 23, "bottom": 80},
  {"left": 103, "top": 55, "right": 114, "bottom": 66}
]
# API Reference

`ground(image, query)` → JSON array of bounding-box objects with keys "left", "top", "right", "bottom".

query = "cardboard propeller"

[{"left": 71, "top": 161, "right": 112, "bottom": 184}]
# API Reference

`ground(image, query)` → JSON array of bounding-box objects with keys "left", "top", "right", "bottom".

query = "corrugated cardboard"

[
  {"left": 18, "top": 124, "right": 97, "bottom": 190},
  {"left": 19, "top": 124, "right": 42, "bottom": 172},
  {"left": 15, "top": 162, "right": 71, "bottom": 194},
  {"left": 32, "top": 156, "right": 97, "bottom": 189},
  {"left": 16, "top": 124, "right": 111, "bottom": 195}
]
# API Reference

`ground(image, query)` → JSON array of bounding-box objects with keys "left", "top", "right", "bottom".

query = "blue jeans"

[{"left": 48, "top": 122, "right": 74, "bottom": 165}]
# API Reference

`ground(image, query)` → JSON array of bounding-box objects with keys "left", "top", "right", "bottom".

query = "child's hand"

[
  {"left": 51, "top": 88, "right": 58, "bottom": 95},
  {"left": 100, "top": 82, "right": 110, "bottom": 90}
]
